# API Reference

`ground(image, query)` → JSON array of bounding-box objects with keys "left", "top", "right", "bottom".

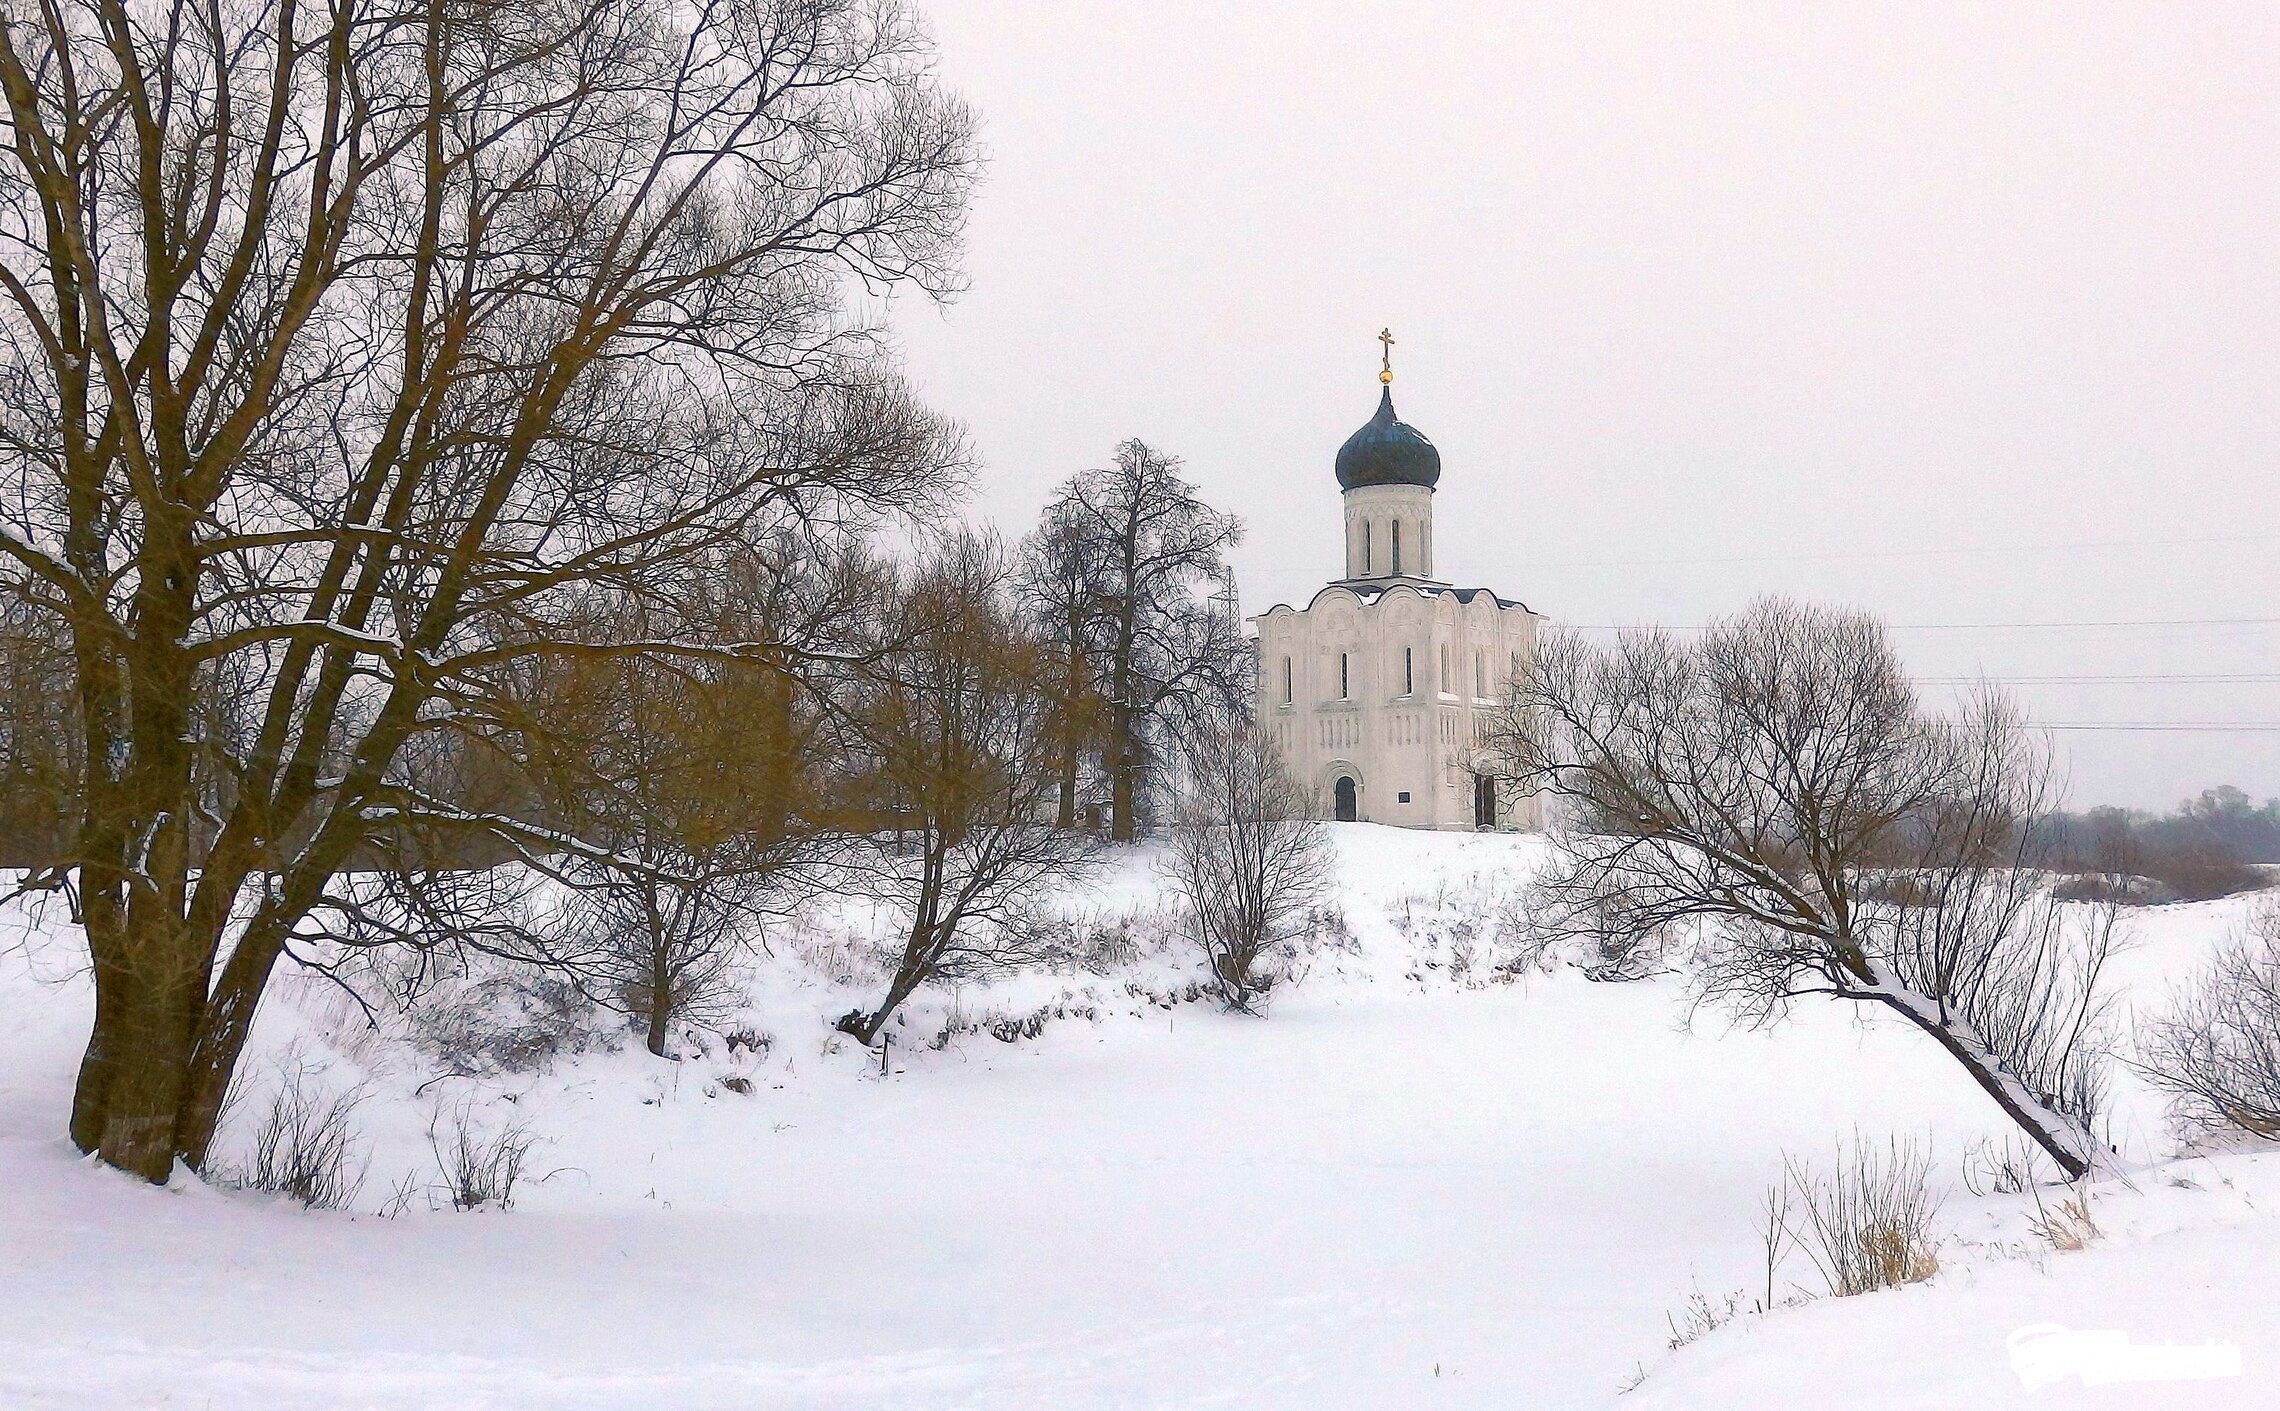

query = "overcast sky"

[{"left": 889, "top": 1, "right": 2279, "bottom": 810}]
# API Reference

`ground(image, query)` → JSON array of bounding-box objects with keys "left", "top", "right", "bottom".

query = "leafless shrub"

[
  {"left": 1665, "top": 1284, "right": 1754, "bottom": 1350},
  {"left": 1164, "top": 714, "right": 1335, "bottom": 1012},
  {"left": 2026, "top": 1187, "right": 2100, "bottom": 1252},
  {"left": 429, "top": 1105, "right": 542, "bottom": 1212},
  {"left": 2049, "top": 873, "right": 2177, "bottom": 906},
  {"left": 1386, "top": 875, "right": 1536, "bottom": 984},
  {"left": 216, "top": 1059, "right": 370, "bottom": 1211},
  {"left": 1001, "top": 904, "right": 1173, "bottom": 974},
  {"left": 357, "top": 941, "right": 613, "bottom": 1080},
  {"left": 377, "top": 1170, "right": 424, "bottom": 1220},
  {"left": 2138, "top": 900, "right": 2280, "bottom": 1140},
  {"left": 1775, "top": 1134, "right": 1944, "bottom": 1297}
]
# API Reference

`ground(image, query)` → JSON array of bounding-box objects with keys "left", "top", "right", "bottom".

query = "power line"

[
  {"left": 1564, "top": 616, "right": 2280, "bottom": 631},
  {"left": 1242, "top": 529, "right": 2277, "bottom": 581},
  {"left": 1526, "top": 530, "right": 2279, "bottom": 573},
  {"left": 1914, "top": 673, "right": 2280, "bottom": 686},
  {"left": 2039, "top": 723, "right": 2280, "bottom": 733}
]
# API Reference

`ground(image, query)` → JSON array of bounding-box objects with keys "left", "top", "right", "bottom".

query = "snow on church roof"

[{"left": 1252, "top": 580, "right": 1543, "bottom": 621}]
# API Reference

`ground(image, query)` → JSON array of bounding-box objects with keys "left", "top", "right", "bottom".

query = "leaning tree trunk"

[{"left": 1873, "top": 990, "right": 2102, "bottom": 1181}]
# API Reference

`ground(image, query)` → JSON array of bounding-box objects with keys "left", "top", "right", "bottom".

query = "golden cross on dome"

[{"left": 1378, "top": 327, "right": 1396, "bottom": 384}]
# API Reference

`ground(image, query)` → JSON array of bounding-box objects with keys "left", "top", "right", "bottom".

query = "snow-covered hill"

[{"left": 1, "top": 825, "right": 2272, "bottom": 1409}]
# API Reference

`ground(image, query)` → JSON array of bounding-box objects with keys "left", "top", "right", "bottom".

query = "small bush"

[
  {"left": 2138, "top": 901, "right": 2280, "bottom": 1140},
  {"left": 217, "top": 1059, "right": 370, "bottom": 1210},
  {"left": 1774, "top": 1134, "right": 1944, "bottom": 1297},
  {"left": 2027, "top": 1189, "right": 2099, "bottom": 1252},
  {"left": 429, "top": 1103, "right": 541, "bottom": 1211},
  {"left": 1665, "top": 1284, "right": 1752, "bottom": 1350}
]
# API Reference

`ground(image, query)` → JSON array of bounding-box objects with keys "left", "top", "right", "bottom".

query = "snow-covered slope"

[{"left": 1, "top": 826, "right": 2272, "bottom": 1409}]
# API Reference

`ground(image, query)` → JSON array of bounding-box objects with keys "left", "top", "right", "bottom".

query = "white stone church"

[{"left": 1252, "top": 347, "right": 1545, "bottom": 830}]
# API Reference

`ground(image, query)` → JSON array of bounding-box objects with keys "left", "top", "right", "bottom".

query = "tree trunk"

[
  {"left": 175, "top": 922, "right": 289, "bottom": 1170},
  {"left": 68, "top": 889, "right": 130, "bottom": 1153},
  {"left": 91, "top": 956, "right": 206, "bottom": 1183},
  {"left": 1108, "top": 702, "right": 1137, "bottom": 843},
  {"left": 1053, "top": 628, "right": 1085, "bottom": 830},
  {"left": 1875, "top": 992, "right": 2099, "bottom": 1180}
]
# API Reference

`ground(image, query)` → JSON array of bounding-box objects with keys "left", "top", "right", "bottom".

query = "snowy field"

[{"left": 2, "top": 825, "right": 2273, "bottom": 1409}]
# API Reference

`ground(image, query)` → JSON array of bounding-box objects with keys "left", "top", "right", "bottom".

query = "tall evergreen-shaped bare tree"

[{"left": 1031, "top": 441, "right": 1245, "bottom": 843}]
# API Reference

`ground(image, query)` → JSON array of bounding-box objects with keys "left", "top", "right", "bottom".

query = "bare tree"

[
  {"left": 834, "top": 533, "right": 1093, "bottom": 1045},
  {"left": 2139, "top": 900, "right": 2280, "bottom": 1139},
  {"left": 1034, "top": 440, "right": 1246, "bottom": 843},
  {"left": 503, "top": 549, "right": 854, "bottom": 1056},
  {"left": 1164, "top": 711, "right": 1334, "bottom": 1012},
  {"left": 1491, "top": 598, "right": 2118, "bottom": 1179},
  {"left": 0, "top": 0, "right": 978, "bottom": 1179}
]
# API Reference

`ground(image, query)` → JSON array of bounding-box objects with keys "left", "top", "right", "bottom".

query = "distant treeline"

[{"left": 2030, "top": 785, "right": 2277, "bottom": 902}]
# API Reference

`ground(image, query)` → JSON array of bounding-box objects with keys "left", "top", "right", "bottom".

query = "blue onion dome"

[{"left": 1334, "top": 386, "right": 1442, "bottom": 490}]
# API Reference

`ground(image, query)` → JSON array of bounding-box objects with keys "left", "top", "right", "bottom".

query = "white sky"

[{"left": 890, "top": 1, "right": 2280, "bottom": 810}]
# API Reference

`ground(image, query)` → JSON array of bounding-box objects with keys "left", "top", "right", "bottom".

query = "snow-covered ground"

[{"left": 1, "top": 826, "right": 2272, "bottom": 1409}]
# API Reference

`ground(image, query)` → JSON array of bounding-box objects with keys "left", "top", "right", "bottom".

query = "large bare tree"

[
  {"left": 0, "top": 0, "right": 977, "bottom": 1179},
  {"left": 1031, "top": 440, "right": 1244, "bottom": 843},
  {"left": 1491, "top": 598, "right": 2119, "bottom": 1179}
]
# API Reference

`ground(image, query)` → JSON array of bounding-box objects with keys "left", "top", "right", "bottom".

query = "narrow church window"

[
  {"left": 1391, "top": 520, "right": 1402, "bottom": 575},
  {"left": 1282, "top": 656, "right": 1293, "bottom": 704},
  {"left": 1439, "top": 644, "right": 1449, "bottom": 689},
  {"left": 1339, "top": 652, "right": 1349, "bottom": 698},
  {"left": 1361, "top": 521, "right": 1372, "bottom": 575},
  {"left": 1403, "top": 646, "right": 1413, "bottom": 695}
]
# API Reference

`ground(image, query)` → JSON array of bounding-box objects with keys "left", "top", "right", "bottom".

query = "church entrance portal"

[
  {"left": 1334, "top": 776, "right": 1358, "bottom": 822},
  {"left": 1473, "top": 775, "right": 1497, "bottom": 829}
]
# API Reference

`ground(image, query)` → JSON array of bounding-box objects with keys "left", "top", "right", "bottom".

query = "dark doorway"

[
  {"left": 1473, "top": 775, "right": 1497, "bottom": 829},
  {"left": 1334, "top": 776, "right": 1358, "bottom": 822}
]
